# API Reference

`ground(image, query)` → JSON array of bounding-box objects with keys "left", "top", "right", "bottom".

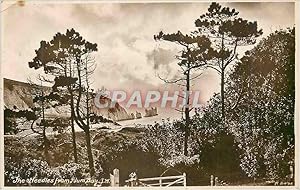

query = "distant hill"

[{"left": 3, "top": 78, "right": 133, "bottom": 121}]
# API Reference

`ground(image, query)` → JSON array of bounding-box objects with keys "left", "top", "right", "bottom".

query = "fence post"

[
  {"left": 110, "top": 168, "right": 119, "bottom": 187},
  {"left": 113, "top": 168, "right": 119, "bottom": 187},
  {"left": 159, "top": 177, "right": 162, "bottom": 187},
  {"left": 183, "top": 173, "right": 187, "bottom": 187}
]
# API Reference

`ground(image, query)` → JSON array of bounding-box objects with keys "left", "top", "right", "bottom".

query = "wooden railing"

[{"left": 125, "top": 173, "right": 186, "bottom": 187}]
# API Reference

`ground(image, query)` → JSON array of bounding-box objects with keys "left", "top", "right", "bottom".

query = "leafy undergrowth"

[
  {"left": 4, "top": 127, "right": 164, "bottom": 186},
  {"left": 4, "top": 123, "right": 293, "bottom": 186}
]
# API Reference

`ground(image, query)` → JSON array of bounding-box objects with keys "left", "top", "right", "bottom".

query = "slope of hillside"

[
  {"left": 3, "top": 78, "right": 133, "bottom": 121},
  {"left": 4, "top": 78, "right": 42, "bottom": 110}
]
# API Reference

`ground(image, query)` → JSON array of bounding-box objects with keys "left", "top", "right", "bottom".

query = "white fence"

[{"left": 125, "top": 173, "right": 186, "bottom": 187}]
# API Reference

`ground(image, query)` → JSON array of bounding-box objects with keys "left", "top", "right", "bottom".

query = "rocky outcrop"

[
  {"left": 91, "top": 95, "right": 134, "bottom": 121},
  {"left": 144, "top": 107, "right": 158, "bottom": 117},
  {"left": 136, "top": 111, "right": 142, "bottom": 119},
  {"left": 3, "top": 78, "right": 133, "bottom": 121}
]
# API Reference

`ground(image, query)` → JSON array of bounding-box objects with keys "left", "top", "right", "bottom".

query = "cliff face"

[
  {"left": 3, "top": 78, "right": 132, "bottom": 121},
  {"left": 4, "top": 78, "right": 43, "bottom": 110}
]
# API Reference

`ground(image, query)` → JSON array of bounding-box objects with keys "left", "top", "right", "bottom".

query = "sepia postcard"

[{"left": 0, "top": 0, "right": 299, "bottom": 189}]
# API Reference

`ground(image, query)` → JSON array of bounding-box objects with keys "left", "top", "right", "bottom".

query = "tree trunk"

[
  {"left": 84, "top": 129, "right": 95, "bottom": 177},
  {"left": 43, "top": 126, "right": 50, "bottom": 164},
  {"left": 221, "top": 70, "right": 225, "bottom": 122},
  {"left": 41, "top": 94, "right": 50, "bottom": 164},
  {"left": 220, "top": 34, "right": 226, "bottom": 123},
  {"left": 70, "top": 106, "right": 78, "bottom": 163},
  {"left": 184, "top": 107, "right": 190, "bottom": 156},
  {"left": 184, "top": 69, "right": 190, "bottom": 156},
  {"left": 68, "top": 62, "right": 78, "bottom": 163}
]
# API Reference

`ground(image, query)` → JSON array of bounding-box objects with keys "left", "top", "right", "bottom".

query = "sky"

[{"left": 1, "top": 1, "right": 295, "bottom": 108}]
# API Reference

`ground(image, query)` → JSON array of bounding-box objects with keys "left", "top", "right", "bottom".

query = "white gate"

[{"left": 125, "top": 173, "right": 186, "bottom": 187}]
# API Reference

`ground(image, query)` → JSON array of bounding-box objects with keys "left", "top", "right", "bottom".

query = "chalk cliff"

[{"left": 3, "top": 78, "right": 133, "bottom": 121}]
